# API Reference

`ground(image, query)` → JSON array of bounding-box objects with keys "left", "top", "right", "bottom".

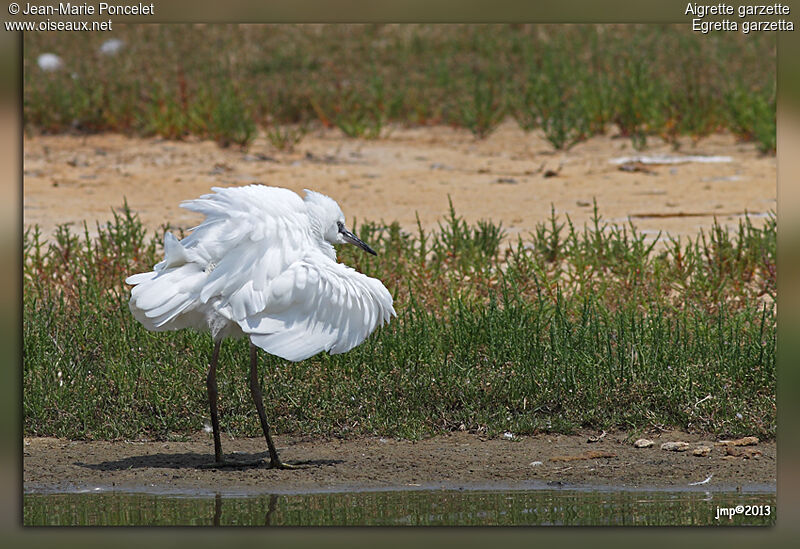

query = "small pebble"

[
  {"left": 633, "top": 438, "right": 653, "bottom": 448},
  {"left": 715, "top": 436, "right": 759, "bottom": 447},
  {"left": 693, "top": 446, "right": 712, "bottom": 457},
  {"left": 587, "top": 431, "right": 606, "bottom": 443},
  {"left": 661, "top": 441, "right": 690, "bottom": 452},
  {"left": 725, "top": 446, "right": 762, "bottom": 459}
]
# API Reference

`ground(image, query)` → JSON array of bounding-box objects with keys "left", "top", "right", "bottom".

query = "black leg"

[
  {"left": 213, "top": 493, "right": 222, "bottom": 526},
  {"left": 249, "top": 342, "right": 296, "bottom": 469},
  {"left": 264, "top": 494, "right": 279, "bottom": 526},
  {"left": 206, "top": 340, "right": 223, "bottom": 464}
]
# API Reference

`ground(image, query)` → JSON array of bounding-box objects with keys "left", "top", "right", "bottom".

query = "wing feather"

[
  {"left": 243, "top": 251, "right": 395, "bottom": 362},
  {"left": 127, "top": 185, "right": 395, "bottom": 358},
  {"left": 177, "top": 186, "right": 312, "bottom": 317},
  {"left": 128, "top": 186, "right": 314, "bottom": 336}
]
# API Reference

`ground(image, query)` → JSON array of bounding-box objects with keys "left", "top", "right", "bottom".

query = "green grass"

[
  {"left": 24, "top": 24, "right": 775, "bottom": 152},
  {"left": 23, "top": 204, "right": 775, "bottom": 441}
]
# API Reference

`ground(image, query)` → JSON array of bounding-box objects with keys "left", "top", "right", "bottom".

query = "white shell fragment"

[
  {"left": 609, "top": 155, "right": 732, "bottom": 165},
  {"left": 688, "top": 474, "right": 713, "bottom": 486}
]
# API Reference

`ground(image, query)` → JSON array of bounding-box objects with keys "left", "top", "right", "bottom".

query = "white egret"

[{"left": 126, "top": 185, "right": 395, "bottom": 468}]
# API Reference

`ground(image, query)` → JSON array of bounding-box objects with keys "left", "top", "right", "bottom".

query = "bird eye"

[{"left": 336, "top": 221, "right": 344, "bottom": 231}]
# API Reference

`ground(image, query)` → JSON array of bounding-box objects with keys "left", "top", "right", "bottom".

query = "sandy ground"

[
  {"left": 22, "top": 125, "right": 776, "bottom": 494},
  {"left": 24, "top": 430, "right": 774, "bottom": 495},
  {"left": 23, "top": 123, "right": 775, "bottom": 244}
]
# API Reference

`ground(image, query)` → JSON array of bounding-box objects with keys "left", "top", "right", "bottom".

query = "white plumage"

[
  {"left": 126, "top": 185, "right": 395, "bottom": 468},
  {"left": 127, "top": 185, "right": 395, "bottom": 360}
]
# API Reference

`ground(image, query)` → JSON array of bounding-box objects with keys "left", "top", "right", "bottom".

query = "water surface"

[{"left": 24, "top": 487, "right": 775, "bottom": 526}]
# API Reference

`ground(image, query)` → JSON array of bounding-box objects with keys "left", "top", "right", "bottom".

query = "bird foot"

[
  {"left": 198, "top": 457, "right": 300, "bottom": 470},
  {"left": 268, "top": 460, "right": 299, "bottom": 470},
  {"left": 199, "top": 458, "right": 267, "bottom": 469}
]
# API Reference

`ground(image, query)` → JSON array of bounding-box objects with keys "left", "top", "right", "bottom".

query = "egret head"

[{"left": 304, "top": 190, "right": 377, "bottom": 255}]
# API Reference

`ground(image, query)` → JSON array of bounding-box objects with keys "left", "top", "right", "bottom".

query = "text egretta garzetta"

[{"left": 126, "top": 185, "right": 395, "bottom": 468}]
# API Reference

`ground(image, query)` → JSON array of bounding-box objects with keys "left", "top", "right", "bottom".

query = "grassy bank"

[
  {"left": 24, "top": 24, "right": 776, "bottom": 152},
  {"left": 23, "top": 205, "right": 776, "bottom": 441}
]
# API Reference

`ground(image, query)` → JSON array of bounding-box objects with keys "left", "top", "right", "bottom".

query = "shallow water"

[{"left": 24, "top": 488, "right": 775, "bottom": 526}]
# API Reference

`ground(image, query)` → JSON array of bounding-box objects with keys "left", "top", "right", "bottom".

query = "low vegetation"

[
  {"left": 23, "top": 204, "right": 776, "bottom": 441},
  {"left": 24, "top": 24, "right": 776, "bottom": 152}
]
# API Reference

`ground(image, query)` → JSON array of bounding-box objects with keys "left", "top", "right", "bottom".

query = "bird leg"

[
  {"left": 249, "top": 342, "right": 297, "bottom": 469},
  {"left": 201, "top": 340, "right": 264, "bottom": 469},
  {"left": 206, "top": 340, "right": 224, "bottom": 464}
]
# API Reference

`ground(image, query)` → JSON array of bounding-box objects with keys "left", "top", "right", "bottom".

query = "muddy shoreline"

[{"left": 24, "top": 430, "right": 775, "bottom": 496}]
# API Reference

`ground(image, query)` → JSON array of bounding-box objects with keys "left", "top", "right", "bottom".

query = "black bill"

[{"left": 339, "top": 225, "right": 377, "bottom": 255}]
